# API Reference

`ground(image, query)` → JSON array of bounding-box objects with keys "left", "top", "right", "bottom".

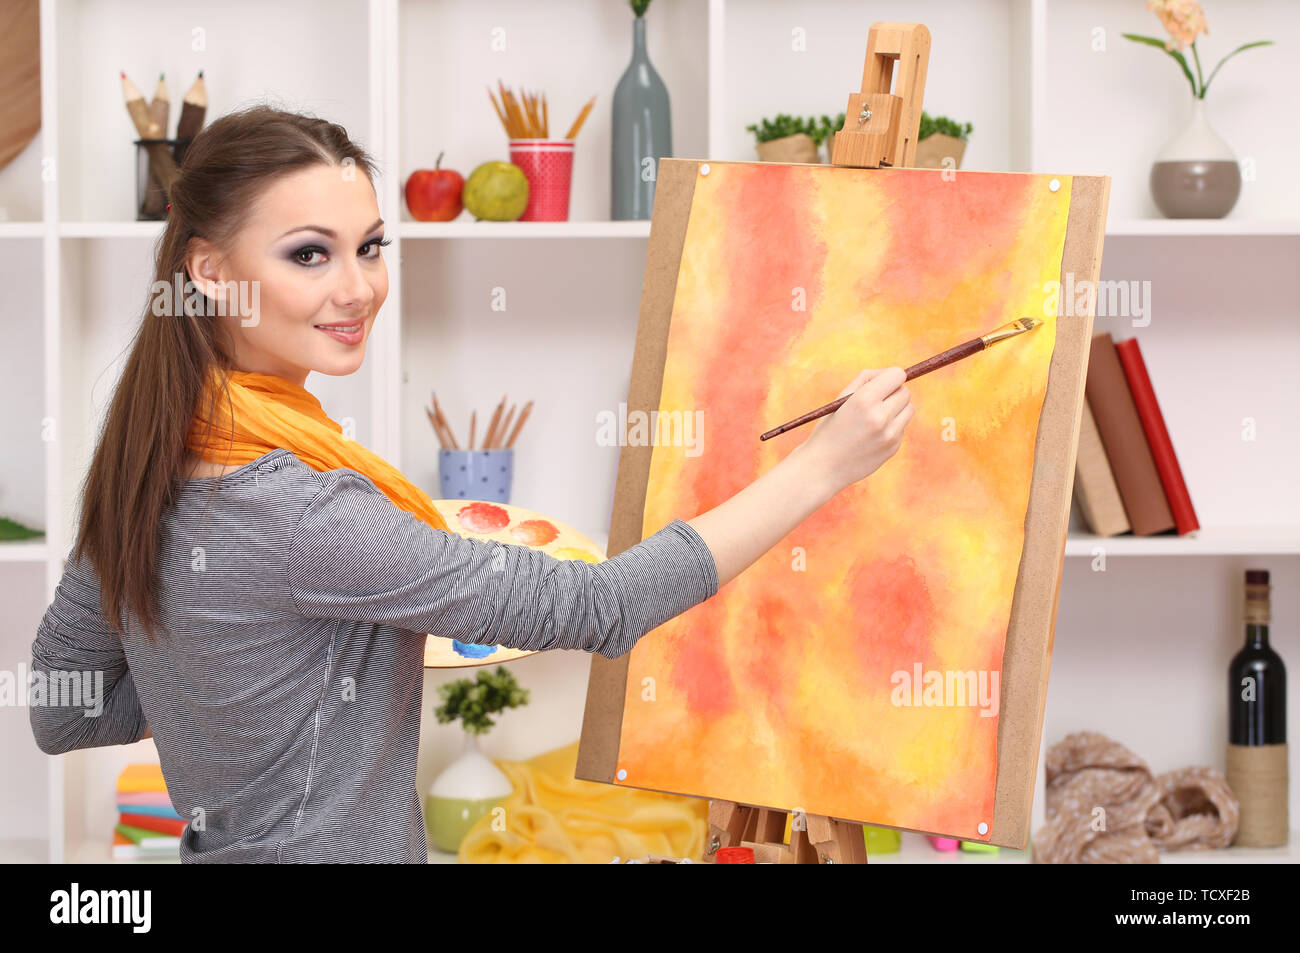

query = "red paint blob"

[
  {"left": 456, "top": 502, "right": 510, "bottom": 534},
  {"left": 510, "top": 519, "right": 559, "bottom": 546}
]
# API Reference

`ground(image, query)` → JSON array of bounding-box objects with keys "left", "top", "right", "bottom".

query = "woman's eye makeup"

[
  {"left": 291, "top": 245, "right": 328, "bottom": 265},
  {"left": 288, "top": 236, "right": 390, "bottom": 266}
]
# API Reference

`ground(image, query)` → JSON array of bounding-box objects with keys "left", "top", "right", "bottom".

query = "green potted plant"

[
  {"left": 745, "top": 112, "right": 844, "bottom": 164},
  {"left": 0, "top": 516, "right": 43, "bottom": 541},
  {"left": 914, "top": 111, "right": 973, "bottom": 170},
  {"left": 424, "top": 665, "right": 529, "bottom": 853}
]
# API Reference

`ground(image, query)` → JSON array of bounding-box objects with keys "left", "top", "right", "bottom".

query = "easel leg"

[{"left": 706, "top": 800, "right": 869, "bottom": 864}]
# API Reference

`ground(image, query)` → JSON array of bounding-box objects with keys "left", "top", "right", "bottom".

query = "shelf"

[
  {"left": 58, "top": 222, "right": 164, "bottom": 239},
  {"left": 1160, "top": 838, "right": 1300, "bottom": 865},
  {"left": 68, "top": 838, "right": 178, "bottom": 865},
  {"left": 865, "top": 831, "right": 1297, "bottom": 864},
  {"left": 0, "top": 838, "right": 47, "bottom": 863},
  {"left": 1107, "top": 219, "right": 1300, "bottom": 237},
  {"left": 0, "top": 223, "right": 45, "bottom": 239},
  {"left": 399, "top": 221, "right": 650, "bottom": 239},
  {"left": 55, "top": 221, "right": 651, "bottom": 240},
  {"left": 1065, "top": 526, "right": 1300, "bottom": 557},
  {"left": 45, "top": 219, "right": 1300, "bottom": 241},
  {"left": 866, "top": 834, "right": 1032, "bottom": 863},
  {"left": 0, "top": 541, "right": 48, "bottom": 563},
  {"left": 63, "top": 830, "right": 1300, "bottom": 864}
]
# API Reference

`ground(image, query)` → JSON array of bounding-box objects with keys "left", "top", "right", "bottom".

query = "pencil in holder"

[
  {"left": 134, "top": 137, "right": 191, "bottom": 221},
  {"left": 440, "top": 449, "right": 513, "bottom": 503},
  {"left": 507, "top": 139, "right": 574, "bottom": 221}
]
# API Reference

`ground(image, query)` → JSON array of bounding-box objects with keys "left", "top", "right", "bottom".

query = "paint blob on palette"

[{"left": 423, "top": 499, "right": 607, "bottom": 668}]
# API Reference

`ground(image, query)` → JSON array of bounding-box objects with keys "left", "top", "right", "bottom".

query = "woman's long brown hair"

[{"left": 72, "top": 104, "right": 379, "bottom": 641}]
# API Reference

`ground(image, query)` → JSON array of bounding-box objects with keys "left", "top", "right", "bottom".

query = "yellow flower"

[{"left": 1146, "top": 0, "right": 1210, "bottom": 51}]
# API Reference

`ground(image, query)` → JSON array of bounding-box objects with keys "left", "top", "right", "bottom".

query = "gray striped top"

[{"left": 28, "top": 448, "right": 718, "bottom": 863}]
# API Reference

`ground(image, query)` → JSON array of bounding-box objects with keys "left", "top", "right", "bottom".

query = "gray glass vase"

[{"left": 612, "top": 15, "right": 672, "bottom": 220}]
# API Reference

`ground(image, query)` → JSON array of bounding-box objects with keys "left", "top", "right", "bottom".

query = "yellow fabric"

[
  {"left": 187, "top": 366, "right": 448, "bottom": 533},
  {"left": 458, "top": 740, "right": 708, "bottom": 863}
]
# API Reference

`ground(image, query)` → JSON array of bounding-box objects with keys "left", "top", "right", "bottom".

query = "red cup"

[
  {"left": 508, "top": 139, "right": 574, "bottom": 221},
  {"left": 715, "top": 846, "right": 755, "bottom": 864}
]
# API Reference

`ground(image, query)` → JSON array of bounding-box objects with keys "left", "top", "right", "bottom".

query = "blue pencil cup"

[{"left": 439, "top": 449, "right": 513, "bottom": 503}]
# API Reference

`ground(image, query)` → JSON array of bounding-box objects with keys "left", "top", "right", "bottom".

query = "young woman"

[{"left": 28, "top": 105, "right": 913, "bottom": 863}]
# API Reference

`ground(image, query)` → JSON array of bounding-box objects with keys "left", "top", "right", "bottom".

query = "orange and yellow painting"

[{"left": 615, "top": 163, "right": 1073, "bottom": 841}]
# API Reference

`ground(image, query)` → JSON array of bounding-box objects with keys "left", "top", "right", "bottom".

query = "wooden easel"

[
  {"left": 831, "top": 22, "right": 931, "bottom": 169},
  {"left": 702, "top": 22, "right": 931, "bottom": 865},
  {"left": 705, "top": 801, "right": 872, "bottom": 864}
]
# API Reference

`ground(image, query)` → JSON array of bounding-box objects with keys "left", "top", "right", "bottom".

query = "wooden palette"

[{"left": 423, "top": 499, "right": 607, "bottom": 668}]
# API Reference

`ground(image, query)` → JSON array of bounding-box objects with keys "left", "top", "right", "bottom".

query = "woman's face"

[{"left": 185, "top": 163, "right": 389, "bottom": 387}]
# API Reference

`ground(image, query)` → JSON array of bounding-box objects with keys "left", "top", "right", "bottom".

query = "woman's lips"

[{"left": 314, "top": 320, "right": 365, "bottom": 346}]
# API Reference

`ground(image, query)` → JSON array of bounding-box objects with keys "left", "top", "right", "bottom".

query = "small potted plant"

[
  {"left": 0, "top": 516, "right": 43, "bottom": 541},
  {"left": 746, "top": 112, "right": 844, "bottom": 164},
  {"left": 1123, "top": 1, "right": 1273, "bottom": 218},
  {"left": 914, "top": 111, "right": 973, "bottom": 170},
  {"left": 424, "top": 665, "right": 529, "bottom": 853}
]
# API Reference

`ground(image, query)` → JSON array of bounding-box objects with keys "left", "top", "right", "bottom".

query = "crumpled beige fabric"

[
  {"left": 1144, "top": 765, "right": 1239, "bottom": 851},
  {"left": 1033, "top": 732, "right": 1238, "bottom": 863}
]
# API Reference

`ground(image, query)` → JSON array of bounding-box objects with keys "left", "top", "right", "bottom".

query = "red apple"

[{"left": 405, "top": 152, "right": 464, "bottom": 221}]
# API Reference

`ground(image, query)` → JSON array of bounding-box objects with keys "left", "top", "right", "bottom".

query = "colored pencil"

[
  {"left": 489, "top": 84, "right": 592, "bottom": 141},
  {"left": 504, "top": 400, "right": 533, "bottom": 449},
  {"left": 564, "top": 96, "right": 595, "bottom": 139},
  {"left": 120, "top": 71, "right": 179, "bottom": 191},
  {"left": 173, "top": 70, "right": 207, "bottom": 165}
]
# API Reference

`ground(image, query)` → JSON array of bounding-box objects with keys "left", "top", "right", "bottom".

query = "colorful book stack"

[
  {"left": 113, "top": 763, "right": 184, "bottom": 861},
  {"left": 1074, "top": 332, "right": 1199, "bottom": 538}
]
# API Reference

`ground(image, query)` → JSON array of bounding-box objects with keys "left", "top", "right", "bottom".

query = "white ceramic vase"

[
  {"left": 424, "top": 733, "right": 513, "bottom": 854},
  {"left": 1149, "top": 98, "right": 1241, "bottom": 218}
]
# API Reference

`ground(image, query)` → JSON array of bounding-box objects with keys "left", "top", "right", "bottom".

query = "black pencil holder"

[{"left": 133, "top": 137, "right": 192, "bottom": 221}]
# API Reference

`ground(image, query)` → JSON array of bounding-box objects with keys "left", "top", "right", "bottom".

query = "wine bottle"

[
  {"left": 1225, "top": 568, "right": 1289, "bottom": 847},
  {"left": 1229, "top": 569, "right": 1287, "bottom": 744}
]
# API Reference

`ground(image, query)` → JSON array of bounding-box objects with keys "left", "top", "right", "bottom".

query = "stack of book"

[
  {"left": 1074, "top": 332, "right": 1199, "bottom": 538},
  {"left": 113, "top": 763, "right": 184, "bottom": 861}
]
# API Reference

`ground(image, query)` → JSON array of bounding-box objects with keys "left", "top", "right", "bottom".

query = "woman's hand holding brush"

[{"left": 788, "top": 367, "right": 914, "bottom": 491}]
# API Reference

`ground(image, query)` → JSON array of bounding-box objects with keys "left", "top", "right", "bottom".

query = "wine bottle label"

[
  {"left": 1244, "top": 582, "right": 1270, "bottom": 625},
  {"left": 1225, "top": 743, "right": 1289, "bottom": 847}
]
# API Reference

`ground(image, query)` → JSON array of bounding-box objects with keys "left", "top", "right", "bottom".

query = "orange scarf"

[{"left": 186, "top": 367, "right": 449, "bottom": 533}]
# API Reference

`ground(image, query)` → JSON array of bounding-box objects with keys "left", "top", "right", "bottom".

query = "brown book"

[
  {"left": 1084, "top": 333, "right": 1174, "bottom": 536},
  {"left": 1073, "top": 396, "right": 1131, "bottom": 536}
]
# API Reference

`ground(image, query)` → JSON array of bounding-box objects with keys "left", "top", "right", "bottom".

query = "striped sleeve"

[
  {"left": 286, "top": 471, "right": 718, "bottom": 659},
  {"left": 29, "top": 554, "right": 151, "bottom": 755}
]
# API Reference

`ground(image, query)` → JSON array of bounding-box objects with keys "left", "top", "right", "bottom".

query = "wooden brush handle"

[
  {"left": 902, "top": 337, "right": 984, "bottom": 379},
  {"left": 759, "top": 337, "right": 985, "bottom": 441}
]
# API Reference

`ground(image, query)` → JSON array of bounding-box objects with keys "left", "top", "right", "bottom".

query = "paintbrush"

[{"left": 759, "top": 317, "right": 1044, "bottom": 441}]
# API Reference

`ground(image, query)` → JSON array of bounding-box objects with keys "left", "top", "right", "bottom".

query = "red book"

[
  {"left": 1115, "top": 337, "right": 1199, "bottom": 536},
  {"left": 118, "top": 812, "right": 188, "bottom": 837}
]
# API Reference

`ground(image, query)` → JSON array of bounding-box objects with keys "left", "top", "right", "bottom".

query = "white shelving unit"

[
  {"left": 1, "top": 0, "right": 1295, "bottom": 864},
  {"left": 866, "top": 831, "right": 1297, "bottom": 864}
]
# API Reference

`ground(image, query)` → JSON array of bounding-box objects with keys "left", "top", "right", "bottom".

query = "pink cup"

[{"left": 508, "top": 139, "right": 574, "bottom": 221}]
